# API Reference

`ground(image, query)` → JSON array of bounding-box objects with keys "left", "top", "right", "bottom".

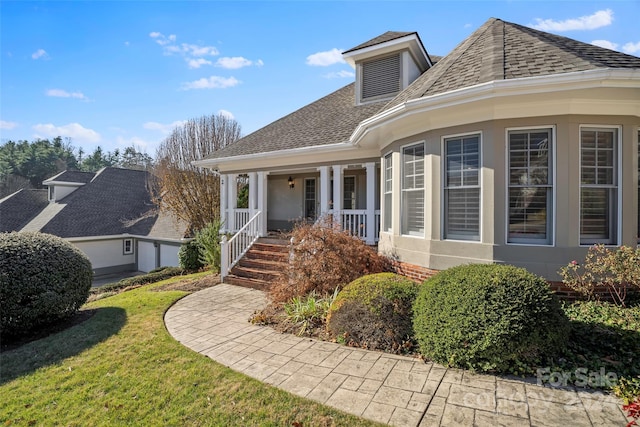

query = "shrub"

[
  {"left": 0, "top": 232, "right": 93, "bottom": 337},
  {"left": 270, "top": 217, "right": 390, "bottom": 303},
  {"left": 559, "top": 244, "right": 640, "bottom": 307},
  {"left": 90, "top": 267, "right": 184, "bottom": 294},
  {"left": 194, "top": 220, "right": 223, "bottom": 272},
  {"left": 327, "top": 273, "right": 419, "bottom": 353},
  {"left": 179, "top": 240, "right": 204, "bottom": 271},
  {"left": 284, "top": 290, "right": 337, "bottom": 336},
  {"left": 413, "top": 264, "right": 569, "bottom": 373}
]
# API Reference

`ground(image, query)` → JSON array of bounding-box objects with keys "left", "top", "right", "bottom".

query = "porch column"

[
  {"left": 365, "top": 162, "right": 376, "bottom": 245},
  {"left": 227, "top": 173, "right": 237, "bottom": 232},
  {"left": 332, "top": 165, "right": 343, "bottom": 225},
  {"left": 257, "top": 171, "right": 268, "bottom": 236},
  {"left": 248, "top": 172, "right": 258, "bottom": 218},
  {"left": 220, "top": 174, "right": 228, "bottom": 233},
  {"left": 318, "top": 166, "right": 330, "bottom": 218}
]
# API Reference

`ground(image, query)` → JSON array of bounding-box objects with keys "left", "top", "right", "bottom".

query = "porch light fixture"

[{"left": 288, "top": 176, "right": 295, "bottom": 189}]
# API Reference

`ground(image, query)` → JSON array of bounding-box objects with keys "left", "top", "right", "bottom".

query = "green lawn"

[{"left": 1, "top": 273, "right": 379, "bottom": 426}]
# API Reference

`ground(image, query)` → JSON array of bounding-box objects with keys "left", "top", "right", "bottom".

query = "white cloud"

[
  {"left": 591, "top": 40, "right": 619, "bottom": 51},
  {"left": 180, "top": 76, "right": 240, "bottom": 90},
  {"left": 464, "top": 23, "right": 472, "bottom": 29},
  {"left": 306, "top": 48, "right": 345, "bottom": 66},
  {"left": 215, "top": 57, "right": 263, "bottom": 69},
  {"left": 0, "top": 120, "right": 18, "bottom": 130},
  {"left": 46, "top": 89, "right": 88, "bottom": 100},
  {"left": 143, "top": 120, "right": 187, "bottom": 134},
  {"left": 116, "top": 135, "right": 155, "bottom": 151},
  {"left": 33, "top": 123, "right": 101, "bottom": 144},
  {"left": 182, "top": 43, "right": 218, "bottom": 57},
  {"left": 31, "top": 49, "right": 49, "bottom": 60},
  {"left": 530, "top": 9, "right": 613, "bottom": 32},
  {"left": 622, "top": 41, "right": 640, "bottom": 54},
  {"left": 187, "top": 58, "right": 213, "bottom": 69},
  {"left": 217, "top": 109, "right": 235, "bottom": 120},
  {"left": 124, "top": 41, "right": 130, "bottom": 47},
  {"left": 323, "top": 70, "right": 355, "bottom": 79}
]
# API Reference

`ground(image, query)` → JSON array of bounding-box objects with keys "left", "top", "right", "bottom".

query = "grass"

[{"left": 1, "top": 272, "right": 378, "bottom": 426}]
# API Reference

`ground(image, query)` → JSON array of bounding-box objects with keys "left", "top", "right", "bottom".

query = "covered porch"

[{"left": 219, "top": 162, "right": 381, "bottom": 245}]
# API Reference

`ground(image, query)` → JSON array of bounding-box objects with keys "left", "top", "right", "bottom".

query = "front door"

[{"left": 304, "top": 178, "right": 316, "bottom": 220}]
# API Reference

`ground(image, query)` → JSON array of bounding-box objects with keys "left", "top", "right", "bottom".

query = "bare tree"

[{"left": 151, "top": 114, "right": 241, "bottom": 235}]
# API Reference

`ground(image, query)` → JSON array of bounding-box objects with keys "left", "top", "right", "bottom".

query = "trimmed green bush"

[
  {"left": 413, "top": 264, "right": 569, "bottom": 373},
  {"left": 327, "top": 273, "right": 419, "bottom": 353},
  {"left": 0, "top": 231, "right": 93, "bottom": 337},
  {"left": 178, "top": 240, "right": 203, "bottom": 271}
]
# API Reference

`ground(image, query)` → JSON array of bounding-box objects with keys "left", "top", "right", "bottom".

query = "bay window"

[{"left": 401, "top": 143, "right": 425, "bottom": 236}]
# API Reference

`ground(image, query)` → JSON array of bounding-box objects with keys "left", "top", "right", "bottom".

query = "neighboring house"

[
  {"left": 195, "top": 18, "right": 640, "bottom": 282},
  {"left": 0, "top": 167, "right": 189, "bottom": 276}
]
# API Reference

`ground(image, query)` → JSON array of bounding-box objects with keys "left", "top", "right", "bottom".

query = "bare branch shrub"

[{"left": 269, "top": 216, "right": 391, "bottom": 303}]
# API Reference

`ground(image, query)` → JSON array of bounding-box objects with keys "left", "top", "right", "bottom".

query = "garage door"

[
  {"left": 138, "top": 241, "right": 157, "bottom": 273},
  {"left": 160, "top": 244, "right": 180, "bottom": 268}
]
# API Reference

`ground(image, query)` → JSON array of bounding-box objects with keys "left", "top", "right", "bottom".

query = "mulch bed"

[{"left": 151, "top": 274, "right": 220, "bottom": 292}]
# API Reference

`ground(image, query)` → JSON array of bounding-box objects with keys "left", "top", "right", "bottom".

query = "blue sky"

[{"left": 1, "top": 1, "right": 638, "bottom": 156}]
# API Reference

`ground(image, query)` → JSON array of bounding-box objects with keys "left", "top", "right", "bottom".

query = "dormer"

[
  {"left": 343, "top": 31, "right": 432, "bottom": 105},
  {"left": 42, "top": 170, "right": 95, "bottom": 202}
]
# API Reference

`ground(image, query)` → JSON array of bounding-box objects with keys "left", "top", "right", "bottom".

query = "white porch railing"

[
  {"left": 325, "top": 209, "right": 381, "bottom": 243},
  {"left": 220, "top": 211, "right": 262, "bottom": 281},
  {"left": 233, "top": 209, "right": 250, "bottom": 231}
]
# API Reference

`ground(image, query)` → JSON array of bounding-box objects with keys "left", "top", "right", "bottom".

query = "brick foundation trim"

[{"left": 390, "top": 260, "right": 438, "bottom": 283}]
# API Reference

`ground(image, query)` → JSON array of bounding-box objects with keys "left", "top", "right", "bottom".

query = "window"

[
  {"left": 123, "top": 238, "right": 134, "bottom": 255},
  {"left": 361, "top": 53, "right": 401, "bottom": 101},
  {"left": 508, "top": 128, "right": 553, "bottom": 244},
  {"left": 343, "top": 176, "right": 356, "bottom": 210},
  {"left": 383, "top": 153, "right": 392, "bottom": 232},
  {"left": 580, "top": 127, "right": 618, "bottom": 245},
  {"left": 444, "top": 134, "right": 480, "bottom": 240},
  {"left": 402, "top": 143, "right": 425, "bottom": 236}
]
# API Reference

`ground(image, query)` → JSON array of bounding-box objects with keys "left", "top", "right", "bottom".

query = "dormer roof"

[
  {"left": 342, "top": 30, "right": 432, "bottom": 70},
  {"left": 42, "top": 170, "right": 95, "bottom": 186}
]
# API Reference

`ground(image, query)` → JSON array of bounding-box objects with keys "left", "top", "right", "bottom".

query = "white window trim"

[
  {"left": 578, "top": 124, "right": 622, "bottom": 247},
  {"left": 382, "top": 151, "right": 393, "bottom": 233},
  {"left": 400, "top": 140, "right": 426, "bottom": 238},
  {"left": 504, "top": 125, "right": 556, "bottom": 247},
  {"left": 440, "top": 131, "right": 483, "bottom": 243},
  {"left": 123, "top": 238, "right": 134, "bottom": 255}
]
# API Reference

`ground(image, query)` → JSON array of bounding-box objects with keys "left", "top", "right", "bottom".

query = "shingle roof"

[
  {"left": 343, "top": 31, "right": 416, "bottom": 54},
  {"left": 44, "top": 170, "right": 95, "bottom": 184},
  {"left": 39, "top": 167, "right": 160, "bottom": 238},
  {"left": 0, "top": 189, "right": 48, "bottom": 232},
  {"left": 384, "top": 18, "right": 640, "bottom": 108},
  {"left": 204, "top": 83, "right": 387, "bottom": 160}
]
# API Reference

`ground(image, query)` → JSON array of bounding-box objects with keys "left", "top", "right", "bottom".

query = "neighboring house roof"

[
  {"left": 0, "top": 189, "right": 48, "bottom": 232},
  {"left": 39, "top": 168, "right": 159, "bottom": 238},
  {"left": 343, "top": 31, "right": 417, "bottom": 53},
  {"left": 43, "top": 170, "right": 95, "bottom": 184},
  {"left": 147, "top": 209, "right": 190, "bottom": 240},
  {"left": 203, "top": 83, "right": 388, "bottom": 160},
  {"left": 385, "top": 18, "right": 640, "bottom": 108}
]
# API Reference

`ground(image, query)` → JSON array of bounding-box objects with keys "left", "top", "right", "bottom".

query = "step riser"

[
  {"left": 245, "top": 252, "right": 288, "bottom": 262},
  {"left": 224, "top": 275, "right": 271, "bottom": 291},
  {"left": 239, "top": 259, "right": 286, "bottom": 271},
  {"left": 251, "top": 243, "right": 290, "bottom": 254},
  {"left": 225, "top": 240, "right": 289, "bottom": 290},
  {"left": 230, "top": 267, "right": 281, "bottom": 282}
]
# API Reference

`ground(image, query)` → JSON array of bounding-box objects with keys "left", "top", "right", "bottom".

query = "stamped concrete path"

[{"left": 164, "top": 284, "right": 629, "bottom": 427}]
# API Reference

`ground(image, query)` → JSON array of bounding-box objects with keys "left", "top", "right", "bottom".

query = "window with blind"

[
  {"left": 444, "top": 134, "right": 480, "bottom": 241},
  {"left": 508, "top": 129, "right": 553, "bottom": 244},
  {"left": 401, "top": 143, "right": 425, "bottom": 236},
  {"left": 580, "top": 127, "right": 618, "bottom": 245},
  {"left": 384, "top": 153, "right": 393, "bottom": 232},
  {"left": 361, "top": 53, "right": 401, "bottom": 101}
]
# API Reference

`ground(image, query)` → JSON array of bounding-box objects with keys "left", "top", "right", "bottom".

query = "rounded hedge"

[
  {"left": 327, "top": 272, "right": 419, "bottom": 353},
  {"left": 413, "top": 264, "right": 569, "bottom": 373},
  {"left": 0, "top": 232, "right": 93, "bottom": 337}
]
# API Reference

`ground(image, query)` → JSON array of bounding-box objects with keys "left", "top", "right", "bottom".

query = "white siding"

[{"left": 73, "top": 239, "right": 134, "bottom": 269}]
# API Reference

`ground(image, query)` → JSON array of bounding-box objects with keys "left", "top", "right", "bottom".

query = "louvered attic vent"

[{"left": 362, "top": 53, "right": 401, "bottom": 100}]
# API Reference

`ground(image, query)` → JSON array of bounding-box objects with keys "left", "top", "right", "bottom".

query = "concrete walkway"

[{"left": 164, "top": 284, "right": 629, "bottom": 427}]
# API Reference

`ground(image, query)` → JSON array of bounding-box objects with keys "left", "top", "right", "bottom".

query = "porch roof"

[{"left": 201, "top": 83, "right": 387, "bottom": 162}]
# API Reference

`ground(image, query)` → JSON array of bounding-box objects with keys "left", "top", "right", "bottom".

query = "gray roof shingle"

[
  {"left": 384, "top": 18, "right": 640, "bottom": 108},
  {"left": 40, "top": 168, "right": 160, "bottom": 238},
  {"left": 0, "top": 189, "right": 48, "bottom": 232},
  {"left": 44, "top": 170, "right": 95, "bottom": 184},
  {"left": 343, "top": 31, "right": 416, "bottom": 54},
  {"left": 204, "top": 83, "right": 387, "bottom": 160}
]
